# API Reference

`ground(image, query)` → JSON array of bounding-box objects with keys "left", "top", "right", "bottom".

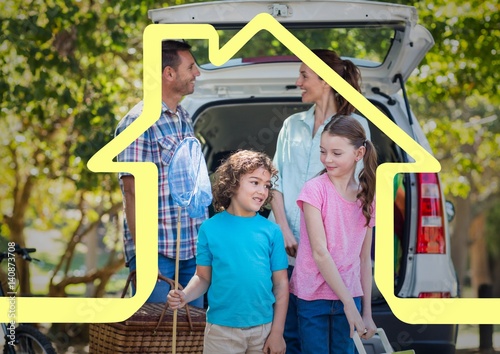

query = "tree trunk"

[
  {"left": 93, "top": 255, "right": 125, "bottom": 298},
  {"left": 6, "top": 211, "right": 31, "bottom": 295},
  {"left": 85, "top": 227, "right": 98, "bottom": 297},
  {"left": 478, "top": 284, "right": 493, "bottom": 351},
  {"left": 469, "top": 214, "right": 494, "bottom": 351},
  {"left": 48, "top": 255, "right": 124, "bottom": 297},
  {"left": 5, "top": 166, "right": 37, "bottom": 295},
  {"left": 493, "top": 257, "right": 500, "bottom": 299},
  {"left": 450, "top": 197, "right": 471, "bottom": 294},
  {"left": 469, "top": 213, "right": 492, "bottom": 290}
]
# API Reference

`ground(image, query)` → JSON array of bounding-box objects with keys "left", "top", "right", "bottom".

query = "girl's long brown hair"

[
  {"left": 322, "top": 115, "right": 377, "bottom": 226},
  {"left": 212, "top": 150, "right": 278, "bottom": 212}
]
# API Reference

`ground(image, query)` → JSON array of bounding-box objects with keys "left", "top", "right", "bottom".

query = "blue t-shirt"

[{"left": 196, "top": 211, "right": 288, "bottom": 327}]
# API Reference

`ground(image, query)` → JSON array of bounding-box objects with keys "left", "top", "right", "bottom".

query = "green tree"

[
  {"left": 0, "top": 0, "right": 160, "bottom": 295},
  {"left": 401, "top": 0, "right": 500, "bottom": 295}
]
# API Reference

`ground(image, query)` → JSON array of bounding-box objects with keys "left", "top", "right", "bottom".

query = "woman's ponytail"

[{"left": 336, "top": 59, "right": 362, "bottom": 116}]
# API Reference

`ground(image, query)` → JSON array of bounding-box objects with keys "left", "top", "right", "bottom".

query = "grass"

[{"left": 457, "top": 324, "right": 500, "bottom": 349}]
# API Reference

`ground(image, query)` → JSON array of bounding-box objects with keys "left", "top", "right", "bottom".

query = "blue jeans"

[
  {"left": 128, "top": 254, "right": 204, "bottom": 307},
  {"left": 297, "top": 297, "right": 362, "bottom": 354},
  {"left": 284, "top": 266, "right": 301, "bottom": 354}
]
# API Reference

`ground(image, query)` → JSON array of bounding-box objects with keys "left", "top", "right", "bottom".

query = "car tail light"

[
  {"left": 416, "top": 173, "right": 446, "bottom": 254},
  {"left": 418, "top": 292, "right": 451, "bottom": 298}
]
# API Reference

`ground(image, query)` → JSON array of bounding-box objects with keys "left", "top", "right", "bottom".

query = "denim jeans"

[
  {"left": 284, "top": 266, "right": 301, "bottom": 354},
  {"left": 297, "top": 297, "right": 362, "bottom": 354},
  {"left": 128, "top": 254, "right": 204, "bottom": 307}
]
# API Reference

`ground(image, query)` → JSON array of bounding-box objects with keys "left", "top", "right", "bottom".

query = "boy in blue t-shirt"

[{"left": 168, "top": 150, "right": 289, "bottom": 354}]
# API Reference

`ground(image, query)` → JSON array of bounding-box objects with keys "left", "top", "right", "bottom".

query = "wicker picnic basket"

[{"left": 89, "top": 272, "right": 206, "bottom": 353}]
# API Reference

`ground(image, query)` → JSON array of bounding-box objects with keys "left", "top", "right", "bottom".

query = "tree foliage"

[
  {"left": 395, "top": 0, "right": 499, "bottom": 292},
  {"left": 406, "top": 0, "right": 499, "bottom": 203},
  {"left": 0, "top": 0, "right": 161, "bottom": 295}
]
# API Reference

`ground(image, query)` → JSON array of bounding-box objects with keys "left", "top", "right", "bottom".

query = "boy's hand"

[
  {"left": 262, "top": 331, "right": 286, "bottom": 354},
  {"left": 167, "top": 289, "right": 186, "bottom": 309}
]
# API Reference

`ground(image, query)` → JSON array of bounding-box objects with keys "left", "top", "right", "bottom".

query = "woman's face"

[{"left": 295, "top": 63, "right": 325, "bottom": 103}]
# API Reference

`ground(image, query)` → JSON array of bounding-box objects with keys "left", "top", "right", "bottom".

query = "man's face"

[{"left": 171, "top": 50, "right": 200, "bottom": 96}]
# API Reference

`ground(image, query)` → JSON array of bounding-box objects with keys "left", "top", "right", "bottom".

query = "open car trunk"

[
  {"left": 192, "top": 99, "right": 458, "bottom": 353},
  {"left": 192, "top": 98, "right": 407, "bottom": 286}
]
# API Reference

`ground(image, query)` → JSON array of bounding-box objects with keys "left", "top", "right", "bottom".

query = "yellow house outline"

[{"left": 3, "top": 13, "right": 496, "bottom": 324}]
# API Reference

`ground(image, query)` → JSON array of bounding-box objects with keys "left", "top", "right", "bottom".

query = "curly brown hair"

[{"left": 212, "top": 150, "right": 278, "bottom": 212}]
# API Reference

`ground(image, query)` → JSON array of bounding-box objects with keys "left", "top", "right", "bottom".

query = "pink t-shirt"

[{"left": 290, "top": 173, "right": 375, "bottom": 301}]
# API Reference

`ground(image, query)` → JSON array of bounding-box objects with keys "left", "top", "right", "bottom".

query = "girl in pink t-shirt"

[{"left": 290, "top": 115, "right": 377, "bottom": 354}]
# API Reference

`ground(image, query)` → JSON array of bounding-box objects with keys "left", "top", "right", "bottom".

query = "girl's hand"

[
  {"left": 343, "top": 300, "right": 366, "bottom": 339},
  {"left": 361, "top": 314, "right": 377, "bottom": 339},
  {"left": 167, "top": 289, "right": 186, "bottom": 309}
]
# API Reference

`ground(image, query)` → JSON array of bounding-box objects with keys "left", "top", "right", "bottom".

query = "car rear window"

[{"left": 188, "top": 26, "right": 396, "bottom": 69}]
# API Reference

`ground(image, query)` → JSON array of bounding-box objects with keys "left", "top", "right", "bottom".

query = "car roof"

[{"left": 148, "top": 0, "right": 434, "bottom": 95}]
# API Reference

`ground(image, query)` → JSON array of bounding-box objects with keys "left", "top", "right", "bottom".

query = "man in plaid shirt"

[{"left": 115, "top": 40, "right": 207, "bottom": 305}]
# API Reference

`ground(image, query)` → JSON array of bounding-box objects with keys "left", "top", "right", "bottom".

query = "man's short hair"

[{"left": 161, "top": 40, "right": 192, "bottom": 72}]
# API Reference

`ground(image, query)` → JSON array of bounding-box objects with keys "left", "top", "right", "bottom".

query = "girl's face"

[
  {"left": 295, "top": 63, "right": 325, "bottom": 103},
  {"left": 229, "top": 167, "right": 271, "bottom": 217},
  {"left": 320, "top": 133, "right": 364, "bottom": 179}
]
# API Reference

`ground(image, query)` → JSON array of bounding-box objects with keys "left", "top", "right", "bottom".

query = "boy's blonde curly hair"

[{"left": 212, "top": 150, "right": 278, "bottom": 212}]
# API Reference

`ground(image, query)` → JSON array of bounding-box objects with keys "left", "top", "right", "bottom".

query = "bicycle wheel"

[{"left": 3, "top": 325, "right": 56, "bottom": 354}]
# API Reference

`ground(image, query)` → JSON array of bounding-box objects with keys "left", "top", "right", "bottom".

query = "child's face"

[
  {"left": 229, "top": 167, "right": 271, "bottom": 217},
  {"left": 320, "top": 133, "right": 363, "bottom": 179}
]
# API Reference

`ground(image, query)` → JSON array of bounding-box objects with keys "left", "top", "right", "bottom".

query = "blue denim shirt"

[{"left": 270, "top": 105, "right": 370, "bottom": 261}]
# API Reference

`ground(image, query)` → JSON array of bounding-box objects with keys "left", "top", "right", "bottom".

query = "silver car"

[{"left": 149, "top": 1, "right": 459, "bottom": 352}]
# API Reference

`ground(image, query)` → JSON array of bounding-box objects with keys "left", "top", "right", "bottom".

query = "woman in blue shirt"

[{"left": 269, "top": 49, "right": 370, "bottom": 353}]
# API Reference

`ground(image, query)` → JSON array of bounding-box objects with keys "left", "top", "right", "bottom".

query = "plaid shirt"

[{"left": 115, "top": 101, "right": 208, "bottom": 264}]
